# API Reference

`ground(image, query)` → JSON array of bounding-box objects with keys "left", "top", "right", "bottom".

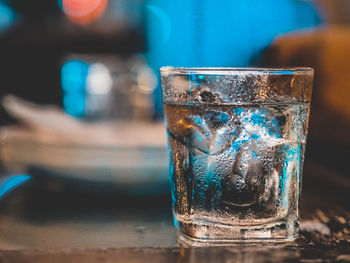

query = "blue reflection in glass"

[{"left": 0, "top": 175, "right": 31, "bottom": 198}]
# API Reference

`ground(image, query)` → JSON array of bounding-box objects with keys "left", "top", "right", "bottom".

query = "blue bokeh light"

[
  {"left": 0, "top": 175, "right": 31, "bottom": 198},
  {"left": 61, "top": 60, "right": 89, "bottom": 117},
  {"left": 57, "top": 0, "right": 63, "bottom": 9},
  {"left": 63, "top": 91, "right": 86, "bottom": 117},
  {"left": 0, "top": 3, "right": 17, "bottom": 32}
]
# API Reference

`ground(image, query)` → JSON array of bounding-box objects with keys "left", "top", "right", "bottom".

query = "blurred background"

[
  {"left": 0, "top": 0, "right": 349, "bottom": 171},
  {"left": 0, "top": 0, "right": 349, "bottom": 250}
]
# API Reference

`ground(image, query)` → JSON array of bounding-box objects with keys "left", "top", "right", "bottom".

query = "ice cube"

[
  {"left": 219, "top": 107, "right": 289, "bottom": 207},
  {"left": 192, "top": 88, "right": 224, "bottom": 104},
  {"left": 222, "top": 149, "right": 266, "bottom": 206},
  {"left": 219, "top": 122, "right": 268, "bottom": 207},
  {"left": 189, "top": 110, "right": 241, "bottom": 155},
  {"left": 204, "top": 110, "right": 230, "bottom": 129}
]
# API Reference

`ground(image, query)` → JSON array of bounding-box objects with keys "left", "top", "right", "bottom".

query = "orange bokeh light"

[{"left": 62, "top": 0, "right": 108, "bottom": 25}]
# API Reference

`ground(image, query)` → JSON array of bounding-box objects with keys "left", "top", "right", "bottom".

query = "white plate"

[{"left": 0, "top": 126, "right": 169, "bottom": 192}]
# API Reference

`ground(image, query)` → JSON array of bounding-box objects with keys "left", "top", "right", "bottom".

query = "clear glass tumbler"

[{"left": 160, "top": 67, "right": 314, "bottom": 245}]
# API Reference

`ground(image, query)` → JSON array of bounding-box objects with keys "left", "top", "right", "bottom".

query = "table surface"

[{"left": 0, "top": 161, "right": 349, "bottom": 262}]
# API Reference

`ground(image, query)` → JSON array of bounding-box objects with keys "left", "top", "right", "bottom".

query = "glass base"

[{"left": 177, "top": 219, "right": 298, "bottom": 247}]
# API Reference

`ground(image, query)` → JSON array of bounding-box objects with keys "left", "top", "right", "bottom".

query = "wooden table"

[{"left": 0, "top": 161, "right": 349, "bottom": 262}]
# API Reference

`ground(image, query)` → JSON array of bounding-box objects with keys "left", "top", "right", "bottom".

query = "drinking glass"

[{"left": 160, "top": 67, "right": 314, "bottom": 245}]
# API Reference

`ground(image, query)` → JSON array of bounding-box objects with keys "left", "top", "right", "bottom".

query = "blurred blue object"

[
  {"left": 0, "top": 2, "right": 17, "bottom": 32},
  {"left": 0, "top": 175, "right": 31, "bottom": 198},
  {"left": 61, "top": 60, "right": 89, "bottom": 117},
  {"left": 145, "top": 0, "right": 321, "bottom": 117},
  {"left": 63, "top": 91, "right": 86, "bottom": 117}
]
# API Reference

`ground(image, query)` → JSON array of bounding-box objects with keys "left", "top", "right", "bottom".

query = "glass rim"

[{"left": 160, "top": 66, "right": 314, "bottom": 76}]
